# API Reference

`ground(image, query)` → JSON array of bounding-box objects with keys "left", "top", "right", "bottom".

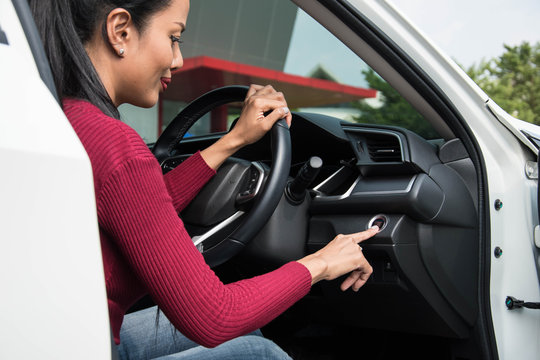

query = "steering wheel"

[{"left": 152, "top": 85, "right": 291, "bottom": 268}]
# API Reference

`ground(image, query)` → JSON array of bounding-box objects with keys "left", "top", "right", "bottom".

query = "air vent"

[{"left": 366, "top": 133, "right": 402, "bottom": 162}]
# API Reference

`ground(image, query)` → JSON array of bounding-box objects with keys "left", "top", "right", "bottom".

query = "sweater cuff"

[
  {"left": 192, "top": 150, "right": 217, "bottom": 175},
  {"left": 283, "top": 261, "right": 313, "bottom": 294},
  {"left": 181, "top": 150, "right": 216, "bottom": 178}
]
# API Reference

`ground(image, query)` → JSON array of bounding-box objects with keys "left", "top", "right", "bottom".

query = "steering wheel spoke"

[
  {"left": 191, "top": 210, "right": 246, "bottom": 252},
  {"left": 235, "top": 162, "right": 266, "bottom": 205}
]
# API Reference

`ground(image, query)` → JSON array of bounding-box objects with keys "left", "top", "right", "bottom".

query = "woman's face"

[{"left": 116, "top": 0, "right": 189, "bottom": 108}]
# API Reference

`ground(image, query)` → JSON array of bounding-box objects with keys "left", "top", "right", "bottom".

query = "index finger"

[{"left": 349, "top": 226, "right": 379, "bottom": 244}]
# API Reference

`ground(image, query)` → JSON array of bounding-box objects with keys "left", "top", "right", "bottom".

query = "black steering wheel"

[{"left": 152, "top": 85, "right": 291, "bottom": 268}]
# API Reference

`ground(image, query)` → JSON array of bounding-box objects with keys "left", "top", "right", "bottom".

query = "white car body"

[
  {"left": 0, "top": 1, "right": 111, "bottom": 359},
  {"left": 1, "top": 0, "right": 539, "bottom": 358}
]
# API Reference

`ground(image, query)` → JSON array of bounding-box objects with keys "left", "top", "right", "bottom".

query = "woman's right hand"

[{"left": 297, "top": 226, "right": 379, "bottom": 291}]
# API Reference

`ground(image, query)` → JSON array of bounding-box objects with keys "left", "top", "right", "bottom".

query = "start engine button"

[{"left": 367, "top": 214, "right": 388, "bottom": 232}]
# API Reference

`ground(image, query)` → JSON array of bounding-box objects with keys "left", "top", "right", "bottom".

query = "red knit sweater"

[{"left": 63, "top": 99, "right": 311, "bottom": 347}]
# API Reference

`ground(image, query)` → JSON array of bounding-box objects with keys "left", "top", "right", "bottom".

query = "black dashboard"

[{"left": 177, "top": 111, "right": 479, "bottom": 339}]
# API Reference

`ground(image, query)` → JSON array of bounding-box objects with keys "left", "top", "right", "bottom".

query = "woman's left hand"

[
  {"left": 227, "top": 84, "right": 292, "bottom": 147},
  {"left": 201, "top": 84, "right": 292, "bottom": 170}
]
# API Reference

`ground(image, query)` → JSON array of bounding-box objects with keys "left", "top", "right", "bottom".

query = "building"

[{"left": 119, "top": 0, "right": 376, "bottom": 143}]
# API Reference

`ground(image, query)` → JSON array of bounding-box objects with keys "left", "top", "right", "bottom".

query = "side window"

[
  {"left": 283, "top": 8, "right": 438, "bottom": 139},
  {"left": 120, "top": 1, "right": 438, "bottom": 143}
]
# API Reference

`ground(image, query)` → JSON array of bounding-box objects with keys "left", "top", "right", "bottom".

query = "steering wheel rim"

[{"left": 152, "top": 85, "right": 291, "bottom": 268}]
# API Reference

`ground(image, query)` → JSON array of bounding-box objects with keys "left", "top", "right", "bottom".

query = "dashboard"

[{"left": 176, "top": 111, "right": 479, "bottom": 339}]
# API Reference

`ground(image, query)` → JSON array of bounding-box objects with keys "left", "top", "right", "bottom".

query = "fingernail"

[
  {"left": 371, "top": 225, "right": 379, "bottom": 230},
  {"left": 281, "top": 107, "right": 290, "bottom": 115}
]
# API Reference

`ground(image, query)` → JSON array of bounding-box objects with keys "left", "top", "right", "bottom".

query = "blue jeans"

[{"left": 116, "top": 306, "right": 292, "bottom": 359}]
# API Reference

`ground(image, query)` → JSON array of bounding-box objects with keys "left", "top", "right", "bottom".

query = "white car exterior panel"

[
  {"left": 0, "top": 3, "right": 111, "bottom": 358},
  {"left": 0, "top": 0, "right": 39, "bottom": 80}
]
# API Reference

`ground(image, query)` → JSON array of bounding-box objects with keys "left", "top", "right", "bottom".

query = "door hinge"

[{"left": 525, "top": 160, "right": 538, "bottom": 179}]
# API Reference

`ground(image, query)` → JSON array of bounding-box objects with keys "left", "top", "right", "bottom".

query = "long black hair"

[{"left": 28, "top": 0, "right": 172, "bottom": 119}]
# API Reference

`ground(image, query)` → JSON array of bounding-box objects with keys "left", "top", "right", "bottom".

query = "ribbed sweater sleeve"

[
  {"left": 98, "top": 155, "right": 311, "bottom": 347},
  {"left": 163, "top": 154, "right": 215, "bottom": 213},
  {"left": 96, "top": 137, "right": 311, "bottom": 348},
  {"left": 63, "top": 98, "right": 312, "bottom": 346}
]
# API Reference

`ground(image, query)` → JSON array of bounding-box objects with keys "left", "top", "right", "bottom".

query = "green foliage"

[
  {"left": 467, "top": 41, "right": 540, "bottom": 124},
  {"left": 352, "top": 69, "right": 439, "bottom": 139},
  {"left": 352, "top": 42, "right": 540, "bottom": 139}
]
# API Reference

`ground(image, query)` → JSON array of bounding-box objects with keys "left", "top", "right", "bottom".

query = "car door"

[{"left": 0, "top": 0, "right": 113, "bottom": 358}]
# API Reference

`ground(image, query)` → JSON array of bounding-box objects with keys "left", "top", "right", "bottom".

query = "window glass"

[
  {"left": 161, "top": 101, "right": 243, "bottom": 137},
  {"left": 120, "top": 1, "right": 438, "bottom": 143}
]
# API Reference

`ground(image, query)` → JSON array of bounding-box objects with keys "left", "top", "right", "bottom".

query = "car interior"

[
  {"left": 139, "top": 1, "right": 490, "bottom": 359},
  {"left": 135, "top": 0, "right": 492, "bottom": 358},
  {"left": 153, "top": 86, "right": 480, "bottom": 359},
  {"left": 17, "top": 0, "right": 495, "bottom": 357}
]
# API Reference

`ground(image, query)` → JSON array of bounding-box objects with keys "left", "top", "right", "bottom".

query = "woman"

[{"left": 29, "top": 0, "right": 378, "bottom": 358}]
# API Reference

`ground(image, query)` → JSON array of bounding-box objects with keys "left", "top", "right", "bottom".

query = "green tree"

[
  {"left": 352, "top": 69, "right": 439, "bottom": 139},
  {"left": 467, "top": 41, "right": 540, "bottom": 124}
]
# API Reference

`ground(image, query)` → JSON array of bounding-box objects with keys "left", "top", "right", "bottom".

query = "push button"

[
  {"left": 367, "top": 214, "right": 388, "bottom": 231},
  {"left": 236, "top": 164, "right": 264, "bottom": 205}
]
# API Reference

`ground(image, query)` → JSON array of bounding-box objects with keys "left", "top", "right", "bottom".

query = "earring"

[{"left": 118, "top": 48, "right": 125, "bottom": 56}]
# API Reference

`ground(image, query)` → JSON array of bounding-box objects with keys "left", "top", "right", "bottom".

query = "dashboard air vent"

[{"left": 366, "top": 133, "right": 402, "bottom": 162}]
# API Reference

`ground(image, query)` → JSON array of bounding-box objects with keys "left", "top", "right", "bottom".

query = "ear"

[{"left": 105, "top": 8, "right": 134, "bottom": 57}]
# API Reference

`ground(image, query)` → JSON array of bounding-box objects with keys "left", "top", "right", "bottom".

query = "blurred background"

[
  {"left": 391, "top": 0, "right": 540, "bottom": 125},
  {"left": 119, "top": 0, "right": 540, "bottom": 143}
]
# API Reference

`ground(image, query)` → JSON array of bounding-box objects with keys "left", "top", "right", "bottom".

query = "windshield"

[{"left": 119, "top": 1, "right": 438, "bottom": 143}]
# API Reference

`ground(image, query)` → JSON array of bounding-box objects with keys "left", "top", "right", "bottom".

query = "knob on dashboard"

[{"left": 285, "top": 156, "right": 323, "bottom": 205}]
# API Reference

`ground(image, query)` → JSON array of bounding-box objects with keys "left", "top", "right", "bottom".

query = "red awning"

[{"left": 162, "top": 56, "right": 376, "bottom": 108}]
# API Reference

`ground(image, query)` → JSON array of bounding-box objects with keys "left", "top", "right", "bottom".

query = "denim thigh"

[{"left": 116, "top": 306, "right": 291, "bottom": 360}]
